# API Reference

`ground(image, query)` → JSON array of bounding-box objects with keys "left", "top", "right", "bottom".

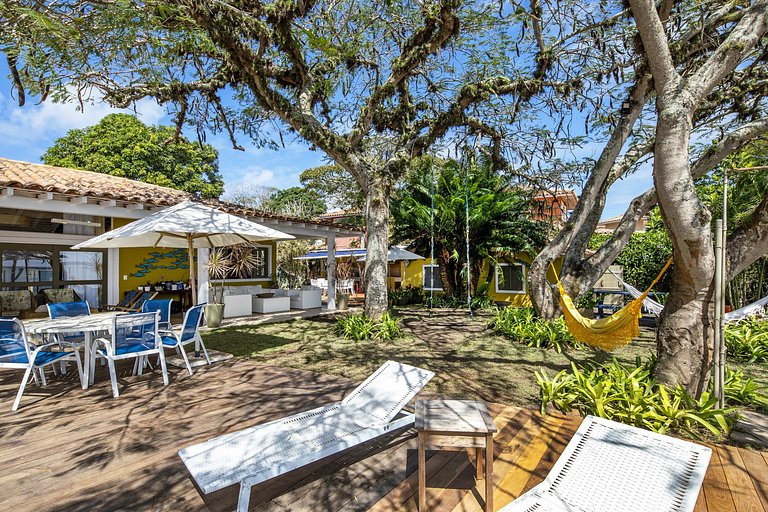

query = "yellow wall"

[
  {"left": 114, "top": 217, "right": 278, "bottom": 297},
  {"left": 401, "top": 253, "right": 560, "bottom": 306}
]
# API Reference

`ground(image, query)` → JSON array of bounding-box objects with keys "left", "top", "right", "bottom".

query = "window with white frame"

[
  {"left": 495, "top": 263, "right": 526, "bottom": 294},
  {"left": 422, "top": 264, "right": 443, "bottom": 291}
]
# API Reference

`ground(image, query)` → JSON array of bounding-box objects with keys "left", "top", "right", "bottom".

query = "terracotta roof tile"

[{"left": 0, "top": 158, "right": 359, "bottom": 232}]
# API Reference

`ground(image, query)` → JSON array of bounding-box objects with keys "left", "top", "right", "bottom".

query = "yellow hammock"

[{"left": 554, "top": 257, "right": 673, "bottom": 351}]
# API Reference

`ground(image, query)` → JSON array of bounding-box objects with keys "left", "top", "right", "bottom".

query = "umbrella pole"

[{"left": 187, "top": 236, "right": 201, "bottom": 358}]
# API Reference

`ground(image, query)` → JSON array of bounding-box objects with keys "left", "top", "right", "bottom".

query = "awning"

[
  {"left": 357, "top": 247, "right": 423, "bottom": 262},
  {"left": 294, "top": 248, "right": 367, "bottom": 260},
  {"left": 295, "top": 246, "right": 424, "bottom": 262}
]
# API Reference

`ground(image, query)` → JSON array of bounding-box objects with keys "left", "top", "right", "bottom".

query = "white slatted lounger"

[
  {"left": 500, "top": 415, "right": 711, "bottom": 512},
  {"left": 178, "top": 360, "right": 434, "bottom": 512}
]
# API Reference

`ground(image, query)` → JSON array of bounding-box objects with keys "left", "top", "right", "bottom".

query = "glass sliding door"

[{"left": 0, "top": 245, "right": 107, "bottom": 308}]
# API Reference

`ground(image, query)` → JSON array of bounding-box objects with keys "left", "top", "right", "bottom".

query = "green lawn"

[{"left": 201, "top": 307, "right": 678, "bottom": 408}]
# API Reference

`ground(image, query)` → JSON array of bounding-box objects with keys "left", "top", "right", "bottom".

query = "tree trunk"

[
  {"left": 364, "top": 176, "right": 392, "bottom": 319},
  {"left": 652, "top": 98, "right": 715, "bottom": 395},
  {"left": 529, "top": 251, "right": 561, "bottom": 319}
]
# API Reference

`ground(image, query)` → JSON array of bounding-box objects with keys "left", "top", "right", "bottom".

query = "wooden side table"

[{"left": 415, "top": 399, "right": 496, "bottom": 511}]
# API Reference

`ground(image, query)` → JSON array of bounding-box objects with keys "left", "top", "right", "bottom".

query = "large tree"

[
  {"left": 43, "top": 113, "right": 223, "bottom": 198},
  {"left": 0, "top": 0, "right": 619, "bottom": 318},
  {"left": 261, "top": 187, "right": 327, "bottom": 218},
  {"left": 527, "top": 0, "right": 768, "bottom": 394},
  {"left": 392, "top": 156, "right": 546, "bottom": 298}
]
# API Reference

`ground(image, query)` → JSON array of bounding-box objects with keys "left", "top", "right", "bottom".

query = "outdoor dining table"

[{"left": 23, "top": 312, "right": 123, "bottom": 389}]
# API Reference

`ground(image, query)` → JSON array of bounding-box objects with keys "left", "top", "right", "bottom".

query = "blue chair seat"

[
  {"left": 160, "top": 336, "right": 179, "bottom": 347},
  {"left": 2, "top": 349, "right": 71, "bottom": 366},
  {"left": 97, "top": 343, "right": 155, "bottom": 356}
]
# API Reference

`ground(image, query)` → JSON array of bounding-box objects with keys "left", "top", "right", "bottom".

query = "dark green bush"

[{"left": 490, "top": 306, "right": 578, "bottom": 352}]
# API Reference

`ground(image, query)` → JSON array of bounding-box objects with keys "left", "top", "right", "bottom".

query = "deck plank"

[
  {"left": 0, "top": 359, "right": 766, "bottom": 512},
  {"left": 703, "top": 444, "right": 739, "bottom": 512},
  {"left": 739, "top": 448, "right": 768, "bottom": 511},
  {"left": 719, "top": 445, "right": 766, "bottom": 512}
]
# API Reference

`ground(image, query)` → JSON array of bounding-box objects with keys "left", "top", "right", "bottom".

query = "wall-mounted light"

[{"left": 51, "top": 218, "right": 102, "bottom": 228}]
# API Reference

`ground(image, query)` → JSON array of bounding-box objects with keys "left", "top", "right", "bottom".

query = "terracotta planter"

[{"left": 204, "top": 303, "right": 225, "bottom": 328}]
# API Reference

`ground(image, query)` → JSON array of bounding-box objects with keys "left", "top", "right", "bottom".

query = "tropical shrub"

[
  {"left": 389, "top": 285, "right": 422, "bottom": 307},
  {"left": 491, "top": 307, "right": 577, "bottom": 352},
  {"left": 536, "top": 359, "right": 734, "bottom": 439},
  {"left": 725, "top": 318, "right": 768, "bottom": 363},
  {"left": 335, "top": 314, "right": 376, "bottom": 341},
  {"left": 375, "top": 312, "right": 403, "bottom": 340},
  {"left": 335, "top": 312, "right": 403, "bottom": 341},
  {"left": 723, "top": 367, "right": 768, "bottom": 411}
]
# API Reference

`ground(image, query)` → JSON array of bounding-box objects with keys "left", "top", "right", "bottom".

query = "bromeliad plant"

[
  {"left": 725, "top": 318, "right": 768, "bottom": 363},
  {"left": 335, "top": 311, "right": 403, "bottom": 341},
  {"left": 535, "top": 358, "right": 741, "bottom": 440},
  {"left": 491, "top": 306, "right": 578, "bottom": 352}
]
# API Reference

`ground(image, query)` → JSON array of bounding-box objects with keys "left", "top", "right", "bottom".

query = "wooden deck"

[{"left": 1, "top": 358, "right": 766, "bottom": 511}]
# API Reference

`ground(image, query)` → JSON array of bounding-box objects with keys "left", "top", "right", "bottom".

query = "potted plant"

[
  {"left": 335, "top": 258, "right": 355, "bottom": 311},
  {"left": 205, "top": 245, "right": 263, "bottom": 327}
]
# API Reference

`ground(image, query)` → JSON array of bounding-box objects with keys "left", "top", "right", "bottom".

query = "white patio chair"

[
  {"left": 179, "top": 360, "right": 434, "bottom": 512},
  {"left": 337, "top": 278, "right": 355, "bottom": 295},
  {"left": 0, "top": 318, "right": 83, "bottom": 411},
  {"left": 90, "top": 311, "right": 168, "bottom": 397},
  {"left": 158, "top": 304, "right": 209, "bottom": 376},
  {"left": 500, "top": 415, "right": 712, "bottom": 512}
]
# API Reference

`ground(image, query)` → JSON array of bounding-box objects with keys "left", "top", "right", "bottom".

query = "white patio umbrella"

[{"left": 72, "top": 200, "right": 294, "bottom": 304}]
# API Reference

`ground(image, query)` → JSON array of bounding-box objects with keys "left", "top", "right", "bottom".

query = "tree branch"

[
  {"left": 728, "top": 190, "right": 768, "bottom": 280},
  {"left": 689, "top": 0, "right": 768, "bottom": 103},
  {"left": 628, "top": 0, "right": 681, "bottom": 98}
]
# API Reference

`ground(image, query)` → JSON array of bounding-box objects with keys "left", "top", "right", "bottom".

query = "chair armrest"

[{"left": 33, "top": 341, "right": 79, "bottom": 352}]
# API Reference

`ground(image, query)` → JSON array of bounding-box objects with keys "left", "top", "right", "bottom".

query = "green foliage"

[
  {"left": 589, "top": 209, "right": 673, "bottom": 292},
  {"left": 725, "top": 318, "right": 768, "bottom": 363},
  {"left": 300, "top": 165, "right": 365, "bottom": 214},
  {"left": 490, "top": 307, "right": 577, "bottom": 353},
  {"left": 260, "top": 186, "right": 327, "bottom": 218},
  {"left": 392, "top": 156, "right": 547, "bottom": 299},
  {"left": 335, "top": 314, "right": 376, "bottom": 341},
  {"left": 375, "top": 312, "right": 403, "bottom": 340},
  {"left": 470, "top": 282, "right": 496, "bottom": 310},
  {"left": 335, "top": 312, "right": 402, "bottom": 341},
  {"left": 388, "top": 285, "right": 422, "bottom": 307},
  {"left": 536, "top": 359, "right": 734, "bottom": 440},
  {"left": 722, "top": 367, "right": 768, "bottom": 411},
  {"left": 697, "top": 147, "right": 768, "bottom": 308},
  {"left": 42, "top": 114, "right": 223, "bottom": 198}
]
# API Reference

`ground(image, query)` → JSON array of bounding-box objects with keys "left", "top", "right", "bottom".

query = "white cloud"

[{"left": 0, "top": 89, "right": 166, "bottom": 151}]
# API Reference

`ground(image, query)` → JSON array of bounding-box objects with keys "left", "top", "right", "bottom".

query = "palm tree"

[{"left": 392, "top": 156, "right": 547, "bottom": 299}]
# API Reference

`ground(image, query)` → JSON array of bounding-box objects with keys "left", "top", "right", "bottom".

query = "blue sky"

[{"left": 0, "top": 73, "right": 650, "bottom": 219}]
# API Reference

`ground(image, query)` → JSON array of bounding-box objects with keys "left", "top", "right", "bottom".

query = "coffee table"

[{"left": 415, "top": 399, "right": 496, "bottom": 511}]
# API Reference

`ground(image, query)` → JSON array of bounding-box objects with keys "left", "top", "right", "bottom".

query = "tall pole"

[
  {"left": 465, "top": 152, "right": 472, "bottom": 319},
  {"left": 430, "top": 161, "right": 435, "bottom": 317},
  {"left": 187, "top": 234, "right": 197, "bottom": 306},
  {"left": 719, "top": 170, "right": 729, "bottom": 407},
  {"left": 713, "top": 219, "right": 724, "bottom": 408}
]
